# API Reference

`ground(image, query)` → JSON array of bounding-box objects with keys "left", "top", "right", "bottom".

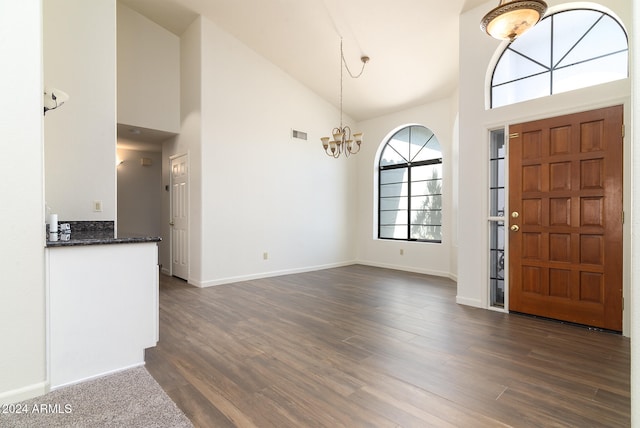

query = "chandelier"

[
  {"left": 321, "top": 39, "right": 369, "bottom": 158},
  {"left": 480, "top": 0, "right": 547, "bottom": 42}
]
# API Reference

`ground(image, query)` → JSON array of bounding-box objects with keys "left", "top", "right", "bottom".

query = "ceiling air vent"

[{"left": 292, "top": 129, "right": 308, "bottom": 140}]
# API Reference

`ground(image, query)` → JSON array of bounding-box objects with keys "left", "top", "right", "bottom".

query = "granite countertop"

[{"left": 45, "top": 220, "right": 161, "bottom": 248}]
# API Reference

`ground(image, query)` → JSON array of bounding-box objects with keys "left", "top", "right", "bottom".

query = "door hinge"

[
  {"left": 622, "top": 124, "right": 625, "bottom": 138},
  {"left": 622, "top": 211, "right": 625, "bottom": 224},
  {"left": 509, "top": 132, "right": 519, "bottom": 139}
]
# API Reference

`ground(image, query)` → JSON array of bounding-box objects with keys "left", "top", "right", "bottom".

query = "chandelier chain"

[
  {"left": 339, "top": 38, "right": 367, "bottom": 126},
  {"left": 340, "top": 38, "right": 367, "bottom": 79},
  {"left": 340, "top": 39, "right": 344, "bottom": 127}
]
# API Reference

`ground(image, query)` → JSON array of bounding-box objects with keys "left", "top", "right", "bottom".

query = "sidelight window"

[{"left": 489, "top": 129, "right": 506, "bottom": 308}]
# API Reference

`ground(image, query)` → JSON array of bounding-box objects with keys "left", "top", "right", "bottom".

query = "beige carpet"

[{"left": 0, "top": 366, "right": 193, "bottom": 428}]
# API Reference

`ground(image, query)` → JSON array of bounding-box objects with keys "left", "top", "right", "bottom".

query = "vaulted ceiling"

[{"left": 118, "top": 0, "right": 491, "bottom": 123}]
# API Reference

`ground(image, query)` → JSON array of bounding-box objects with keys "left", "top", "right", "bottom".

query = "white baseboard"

[
  {"left": 188, "top": 261, "right": 458, "bottom": 288},
  {"left": 356, "top": 260, "right": 456, "bottom": 281},
  {"left": 0, "top": 381, "right": 49, "bottom": 405},
  {"left": 456, "top": 295, "right": 483, "bottom": 308},
  {"left": 50, "top": 362, "right": 145, "bottom": 391},
  {"left": 191, "top": 261, "right": 356, "bottom": 288}
]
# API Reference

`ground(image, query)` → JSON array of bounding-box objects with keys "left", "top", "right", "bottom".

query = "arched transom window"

[
  {"left": 491, "top": 8, "right": 628, "bottom": 108},
  {"left": 378, "top": 125, "right": 442, "bottom": 242}
]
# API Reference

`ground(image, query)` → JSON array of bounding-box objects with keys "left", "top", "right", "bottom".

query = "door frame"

[{"left": 169, "top": 152, "right": 189, "bottom": 280}]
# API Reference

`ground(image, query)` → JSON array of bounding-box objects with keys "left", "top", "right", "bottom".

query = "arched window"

[
  {"left": 491, "top": 8, "right": 628, "bottom": 108},
  {"left": 378, "top": 125, "right": 442, "bottom": 242}
]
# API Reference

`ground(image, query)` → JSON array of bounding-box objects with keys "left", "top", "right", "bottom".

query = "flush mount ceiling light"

[
  {"left": 480, "top": 0, "right": 547, "bottom": 42},
  {"left": 321, "top": 39, "right": 369, "bottom": 158}
]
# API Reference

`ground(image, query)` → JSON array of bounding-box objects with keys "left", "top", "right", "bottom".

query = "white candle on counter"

[
  {"left": 49, "top": 214, "right": 59, "bottom": 241},
  {"left": 49, "top": 214, "right": 58, "bottom": 233}
]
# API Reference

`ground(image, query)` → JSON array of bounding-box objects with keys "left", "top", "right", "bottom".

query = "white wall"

[
  {"left": 631, "top": 3, "right": 638, "bottom": 424},
  {"left": 117, "top": 3, "right": 180, "bottom": 134},
  {"left": 117, "top": 3, "right": 181, "bottom": 268},
  {"left": 162, "top": 16, "right": 357, "bottom": 286},
  {"left": 0, "top": 0, "right": 47, "bottom": 404},
  {"left": 458, "top": 1, "right": 633, "bottom": 327},
  {"left": 450, "top": 90, "right": 460, "bottom": 275},
  {"left": 116, "top": 148, "right": 162, "bottom": 237},
  {"left": 43, "top": 0, "right": 116, "bottom": 221},
  {"left": 161, "top": 17, "right": 202, "bottom": 279},
  {"left": 355, "top": 97, "right": 457, "bottom": 278}
]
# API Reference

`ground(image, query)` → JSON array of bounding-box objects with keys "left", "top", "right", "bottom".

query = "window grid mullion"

[
  {"left": 555, "top": 49, "right": 628, "bottom": 71},
  {"left": 550, "top": 14, "right": 554, "bottom": 95},
  {"left": 552, "top": 13, "right": 604, "bottom": 69},
  {"left": 407, "top": 165, "right": 412, "bottom": 240},
  {"left": 410, "top": 134, "right": 435, "bottom": 163},
  {"left": 378, "top": 166, "right": 382, "bottom": 238},
  {"left": 491, "top": 69, "right": 550, "bottom": 89}
]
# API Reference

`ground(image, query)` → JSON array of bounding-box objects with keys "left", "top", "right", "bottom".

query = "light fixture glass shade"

[{"left": 481, "top": 0, "right": 547, "bottom": 41}]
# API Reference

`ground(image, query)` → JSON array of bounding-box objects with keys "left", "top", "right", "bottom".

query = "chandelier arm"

[{"left": 324, "top": 146, "right": 337, "bottom": 158}]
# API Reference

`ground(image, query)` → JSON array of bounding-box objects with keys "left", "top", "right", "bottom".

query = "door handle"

[
  {"left": 169, "top": 221, "right": 175, "bottom": 226},
  {"left": 510, "top": 224, "right": 520, "bottom": 232}
]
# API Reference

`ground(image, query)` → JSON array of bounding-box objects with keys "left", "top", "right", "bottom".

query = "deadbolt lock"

[{"left": 511, "top": 211, "right": 519, "bottom": 218}]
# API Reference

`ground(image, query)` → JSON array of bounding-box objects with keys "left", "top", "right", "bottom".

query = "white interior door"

[{"left": 170, "top": 154, "right": 188, "bottom": 280}]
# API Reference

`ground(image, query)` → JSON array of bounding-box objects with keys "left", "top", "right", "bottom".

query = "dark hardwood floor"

[{"left": 145, "top": 265, "right": 630, "bottom": 427}]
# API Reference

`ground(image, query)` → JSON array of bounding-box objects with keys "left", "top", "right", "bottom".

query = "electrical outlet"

[
  {"left": 93, "top": 200, "right": 103, "bottom": 212},
  {"left": 263, "top": 252, "right": 268, "bottom": 260}
]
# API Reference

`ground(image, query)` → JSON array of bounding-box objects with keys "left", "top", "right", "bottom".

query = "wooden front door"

[{"left": 508, "top": 105, "right": 623, "bottom": 331}]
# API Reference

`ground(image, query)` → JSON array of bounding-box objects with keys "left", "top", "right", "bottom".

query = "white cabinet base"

[{"left": 46, "top": 243, "right": 158, "bottom": 389}]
